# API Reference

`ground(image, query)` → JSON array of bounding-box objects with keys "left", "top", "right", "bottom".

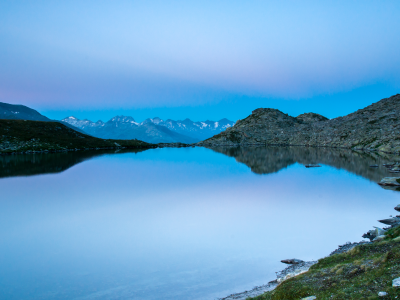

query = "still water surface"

[{"left": 1, "top": 146, "right": 400, "bottom": 300}]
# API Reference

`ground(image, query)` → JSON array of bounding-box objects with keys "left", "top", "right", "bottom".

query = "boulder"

[
  {"left": 378, "top": 217, "right": 400, "bottom": 226},
  {"left": 301, "top": 297, "right": 316, "bottom": 300},
  {"left": 281, "top": 259, "right": 304, "bottom": 265},
  {"left": 378, "top": 291, "right": 387, "bottom": 296},
  {"left": 393, "top": 277, "right": 400, "bottom": 287},
  {"left": 395, "top": 205, "right": 400, "bottom": 212},
  {"left": 372, "top": 235, "right": 386, "bottom": 242},
  {"left": 363, "top": 227, "right": 386, "bottom": 241},
  {"left": 378, "top": 177, "right": 400, "bottom": 186},
  {"left": 305, "top": 164, "right": 321, "bottom": 168}
]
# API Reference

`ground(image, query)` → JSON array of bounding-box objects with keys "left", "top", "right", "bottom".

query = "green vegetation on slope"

[
  {"left": 0, "top": 119, "right": 154, "bottom": 153},
  {"left": 248, "top": 230, "right": 400, "bottom": 300}
]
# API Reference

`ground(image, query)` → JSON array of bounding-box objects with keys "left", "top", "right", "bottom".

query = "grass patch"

[{"left": 247, "top": 235, "right": 400, "bottom": 299}]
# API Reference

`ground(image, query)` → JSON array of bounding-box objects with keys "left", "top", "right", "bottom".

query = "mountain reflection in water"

[
  {"left": 207, "top": 146, "right": 400, "bottom": 183},
  {"left": 2, "top": 146, "right": 400, "bottom": 182}
]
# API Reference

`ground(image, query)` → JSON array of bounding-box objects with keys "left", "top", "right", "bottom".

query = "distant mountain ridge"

[{"left": 62, "top": 115, "right": 234, "bottom": 144}]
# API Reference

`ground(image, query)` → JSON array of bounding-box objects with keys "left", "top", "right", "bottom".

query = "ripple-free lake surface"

[{"left": 1, "top": 147, "right": 400, "bottom": 300}]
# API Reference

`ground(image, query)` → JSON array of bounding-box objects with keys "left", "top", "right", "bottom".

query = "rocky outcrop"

[
  {"left": 362, "top": 227, "right": 387, "bottom": 241},
  {"left": 281, "top": 259, "right": 304, "bottom": 265},
  {"left": 200, "top": 94, "right": 400, "bottom": 153},
  {"left": 296, "top": 113, "right": 328, "bottom": 123}
]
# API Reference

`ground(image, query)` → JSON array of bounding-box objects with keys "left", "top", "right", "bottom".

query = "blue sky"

[{"left": 1, "top": 1, "right": 399, "bottom": 122}]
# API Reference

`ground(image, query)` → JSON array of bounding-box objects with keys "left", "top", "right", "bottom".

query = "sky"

[{"left": 1, "top": 0, "right": 400, "bottom": 122}]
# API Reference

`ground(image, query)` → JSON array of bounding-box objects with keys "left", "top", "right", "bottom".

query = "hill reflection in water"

[
  {"left": 207, "top": 146, "right": 400, "bottom": 183},
  {"left": 0, "top": 149, "right": 147, "bottom": 178},
  {"left": 2, "top": 146, "right": 400, "bottom": 184}
]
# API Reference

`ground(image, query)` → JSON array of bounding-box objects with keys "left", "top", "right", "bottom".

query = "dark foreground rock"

[{"left": 200, "top": 94, "right": 400, "bottom": 153}]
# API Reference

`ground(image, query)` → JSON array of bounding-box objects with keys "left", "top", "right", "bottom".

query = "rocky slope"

[
  {"left": 62, "top": 116, "right": 234, "bottom": 143},
  {"left": 200, "top": 94, "right": 400, "bottom": 153},
  {"left": 0, "top": 119, "right": 154, "bottom": 154}
]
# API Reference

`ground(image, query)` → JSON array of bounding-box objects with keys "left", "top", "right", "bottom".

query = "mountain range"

[{"left": 61, "top": 116, "right": 234, "bottom": 144}]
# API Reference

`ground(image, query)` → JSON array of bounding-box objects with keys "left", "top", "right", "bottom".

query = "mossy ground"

[
  {"left": 0, "top": 119, "right": 154, "bottom": 153},
  {"left": 248, "top": 229, "right": 400, "bottom": 300}
]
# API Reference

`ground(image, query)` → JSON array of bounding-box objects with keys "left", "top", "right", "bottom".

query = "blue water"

[{"left": 0, "top": 147, "right": 399, "bottom": 299}]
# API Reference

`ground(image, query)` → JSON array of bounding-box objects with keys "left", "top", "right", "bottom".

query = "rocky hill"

[{"left": 200, "top": 94, "right": 400, "bottom": 153}]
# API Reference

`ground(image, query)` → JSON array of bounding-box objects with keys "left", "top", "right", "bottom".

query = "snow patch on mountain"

[{"left": 62, "top": 115, "right": 235, "bottom": 143}]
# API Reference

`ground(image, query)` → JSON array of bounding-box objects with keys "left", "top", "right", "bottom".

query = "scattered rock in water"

[
  {"left": 378, "top": 217, "right": 400, "bottom": 226},
  {"left": 383, "top": 163, "right": 395, "bottom": 168},
  {"left": 378, "top": 177, "right": 400, "bottom": 186},
  {"left": 395, "top": 204, "right": 400, "bottom": 212},
  {"left": 305, "top": 164, "right": 321, "bottom": 168},
  {"left": 379, "top": 185, "right": 400, "bottom": 192},
  {"left": 393, "top": 277, "right": 400, "bottom": 287},
  {"left": 369, "top": 164, "right": 379, "bottom": 168},
  {"left": 378, "top": 291, "right": 387, "bottom": 296},
  {"left": 281, "top": 258, "right": 304, "bottom": 264}
]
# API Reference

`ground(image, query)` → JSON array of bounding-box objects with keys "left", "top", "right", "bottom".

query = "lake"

[{"left": 1, "top": 146, "right": 399, "bottom": 300}]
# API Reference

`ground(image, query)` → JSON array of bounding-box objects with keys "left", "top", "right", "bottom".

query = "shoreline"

[
  {"left": 217, "top": 168, "right": 400, "bottom": 300},
  {"left": 218, "top": 242, "right": 369, "bottom": 300},
  {"left": 2, "top": 142, "right": 400, "bottom": 156},
  {"left": 0, "top": 142, "right": 193, "bottom": 156}
]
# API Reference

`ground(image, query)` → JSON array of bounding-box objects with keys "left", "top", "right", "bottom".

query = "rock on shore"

[{"left": 199, "top": 94, "right": 400, "bottom": 153}]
